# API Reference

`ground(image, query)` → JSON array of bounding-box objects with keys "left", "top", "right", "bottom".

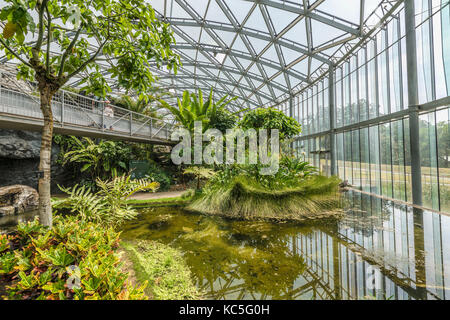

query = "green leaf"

[{"left": 81, "top": 163, "right": 92, "bottom": 172}]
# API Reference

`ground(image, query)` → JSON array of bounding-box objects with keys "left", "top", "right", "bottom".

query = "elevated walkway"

[{"left": 0, "top": 81, "right": 174, "bottom": 145}]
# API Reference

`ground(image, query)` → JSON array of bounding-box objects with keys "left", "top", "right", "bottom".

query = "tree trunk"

[{"left": 38, "top": 87, "right": 55, "bottom": 227}]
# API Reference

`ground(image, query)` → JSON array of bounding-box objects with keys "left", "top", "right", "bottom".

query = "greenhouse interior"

[{"left": 0, "top": 0, "right": 449, "bottom": 303}]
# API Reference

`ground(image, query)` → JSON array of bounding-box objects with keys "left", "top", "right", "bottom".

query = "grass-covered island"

[{"left": 185, "top": 159, "right": 344, "bottom": 222}]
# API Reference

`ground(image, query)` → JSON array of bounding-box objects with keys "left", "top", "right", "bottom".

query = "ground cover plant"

[{"left": 0, "top": 217, "right": 147, "bottom": 300}]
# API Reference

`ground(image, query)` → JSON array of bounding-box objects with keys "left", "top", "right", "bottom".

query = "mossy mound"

[
  {"left": 186, "top": 175, "right": 344, "bottom": 222},
  {"left": 120, "top": 240, "right": 201, "bottom": 300}
]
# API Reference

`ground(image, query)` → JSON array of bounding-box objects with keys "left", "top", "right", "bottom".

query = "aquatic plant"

[
  {"left": 119, "top": 208, "right": 310, "bottom": 299},
  {"left": 186, "top": 175, "right": 343, "bottom": 222},
  {"left": 121, "top": 240, "right": 201, "bottom": 300}
]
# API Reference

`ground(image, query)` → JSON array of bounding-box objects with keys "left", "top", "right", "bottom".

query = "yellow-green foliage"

[
  {"left": 186, "top": 175, "right": 343, "bottom": 221},
  {"left": 0, "top": 217, "right": 146, "bottom": 300},
  {"left": 121, "top": 240, "right": 201, "bottom": 300}
]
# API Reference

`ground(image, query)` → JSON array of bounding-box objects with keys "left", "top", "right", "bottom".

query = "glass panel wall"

[{"left": 291, "top": 2, "right": 449, "bottom": 213}]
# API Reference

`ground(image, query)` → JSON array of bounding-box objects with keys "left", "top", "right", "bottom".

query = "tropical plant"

[
  {"left": 183, "top": 166, "right": 216, "bottom": 190},
  {"left": 279, "top": 156, "right": 318, "bottom": 178},
  {"left": 208, "top": 107, "right": 238, "bottom": 133},
  {"left": 0, "top": 217, "right": 147, "bottom": 300},
  {"left": 159, "top": 88, "right": 237, "bottom": 132},
  {"left": 61, "top": 136, "right": 132, "bottom": 182},
  {"left": 208, "top": 157, "right": 318, "bottom": 191},
  {"left": 0, "top": 0, "right": 179, "bottom": 226},
  {"left": 144, "top": 163, "right": 172, "bottom": 191},
  {"left": 54, "top": 175, "right": 159, "bottom": 227},
  {"left": 239, "top": 107, "right": 302, "bottom": 140}
]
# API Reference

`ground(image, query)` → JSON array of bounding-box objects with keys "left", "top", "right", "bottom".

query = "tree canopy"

[
  {"left": 239, "top": 107, "right": 302, "bottom": 140},
  {"left": 0, "top": 0, "right": 179, "bottom": 98}
]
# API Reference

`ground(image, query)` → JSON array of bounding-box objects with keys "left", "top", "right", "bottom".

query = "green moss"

[{"left": 121, "top": 240, "right": 201, "bottom": 300}]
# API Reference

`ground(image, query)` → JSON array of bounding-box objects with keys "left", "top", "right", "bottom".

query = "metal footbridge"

[{"left": 0, "top": 77, "right": 174, "bottom": 145}]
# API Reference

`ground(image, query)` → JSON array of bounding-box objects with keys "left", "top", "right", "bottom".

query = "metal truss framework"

[
  {"left": 150, "top": 0, "right": 403, "bottom": 110},
  {"left": 0, "top": 0, "right": 403, "bottom": 111}
]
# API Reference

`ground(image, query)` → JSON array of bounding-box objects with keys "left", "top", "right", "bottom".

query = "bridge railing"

[{"left": 0, "top": 84, "right": 174, "bottom": 142}]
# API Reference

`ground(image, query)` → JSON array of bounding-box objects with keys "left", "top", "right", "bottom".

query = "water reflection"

[
  {"left": 120, "top": 192, "right": 450, "bottom": 300},
  {"left": 1, "top": 192, "right": 448, "bottom": 300},
  {"left": 0, "top": 210, "right": 37, "bottom": 234}
]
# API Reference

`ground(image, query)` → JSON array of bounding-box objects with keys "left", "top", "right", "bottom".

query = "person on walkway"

[{"left": 104, "top": 99, "right": 114, "bottom": 130}]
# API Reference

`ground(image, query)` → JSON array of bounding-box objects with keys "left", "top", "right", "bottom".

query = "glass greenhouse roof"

[
  {"left": 0, "top": 0, "right": 402, "bottom": 112},
  {"left": 146, "top": 0, "right": 401, "bottom": 111}
]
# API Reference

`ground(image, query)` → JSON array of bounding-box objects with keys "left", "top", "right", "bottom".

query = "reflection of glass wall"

[
  {"left": 292, "top": 2, "right": 450, "bottom": 213},
  {"left": 290, "top": 191, "right": 450, "bottom": 299},
  {"left": 436, "top": 108, "right": 450, "bottom": 212}
]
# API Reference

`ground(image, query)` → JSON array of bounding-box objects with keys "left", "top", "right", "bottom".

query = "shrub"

[
  {"left": 60, "top": 137, "right": 133, "bottom": 181},
  {"left": 208, "top": 107, "right": 238, "bottom": 133},
  {"left": 239, "top": 107, "right": 301, "bottom": 140},
  {"left": 0, "top": 217, "right": 146, "bottom": 300},
  {"left": 144, "top": 163, "right": 172, "bottom": 191},
  {"left": 208, "top": 157, "right": 318, "bottom": 191}
]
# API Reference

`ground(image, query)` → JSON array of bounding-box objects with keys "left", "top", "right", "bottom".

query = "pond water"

[
  {"left": 1, "top": 192, "right": 449, "bottom": 300},
  {"left": 120, "top": 192, "right": 450, "bottom": 300},
  {"left": 0, "top": 210, "right": 37, "bottom": 234}
]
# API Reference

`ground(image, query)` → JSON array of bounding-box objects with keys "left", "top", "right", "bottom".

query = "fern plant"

[
  {"left": 53, "top": 184, "right": 106, "bottom": 225},
  {"left": 60, "top": 137, "right": 131, "bottom": 182},
  {"left": 54, "top": 175, "right": 159, "bottom": 228}
]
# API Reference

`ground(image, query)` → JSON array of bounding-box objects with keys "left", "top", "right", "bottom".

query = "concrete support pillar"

[
  {"left": 329, "top": 67, "right": 336, "bottom": 176},
  {"left": 405, "top": 0, "right": 423, "bottom": 206}
]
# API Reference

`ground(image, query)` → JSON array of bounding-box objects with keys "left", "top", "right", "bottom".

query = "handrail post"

[
  {"left": 102, "top": 102, "right": 105, "bottom": 131},
  {"left": 61, "top": 91, "right": 65, "bottom": 126},
  {"left": 130, "top": 112, "right": 133, "bottom": 135},
  {"left": 150, "top": 118, "right": 152, "bottom": 137}
]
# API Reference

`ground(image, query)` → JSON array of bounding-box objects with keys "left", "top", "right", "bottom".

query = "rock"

[
  {"left": 0, "top": 206, "right": 15, "bottom": 215},
  {"left": 0, "top": 129, "right": 69, "bottom": 192},
  {"left": 0, "top": 185, "right": 39, "bottom": 216},
  {"left": 0, "top": 130, "right": 42, "bottom": 159}
]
